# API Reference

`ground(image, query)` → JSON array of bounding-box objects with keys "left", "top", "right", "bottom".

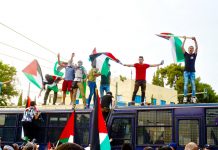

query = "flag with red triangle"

[
  {"left": 22, "top": 59, "right": 43, "bottom": 89},
  {"left": 47, "top": 141, "right": 51, "bottom": 150},
  {"left": 91, "top": 90, "right": 111, "bottom": 150},
  {"left": 59, "top": 110, "right": 75, "bottom": 143}
]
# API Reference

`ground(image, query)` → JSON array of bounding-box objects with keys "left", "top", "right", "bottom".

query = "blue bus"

[{"left": 0, "top": 103, "right": 218, "bottom": 150}]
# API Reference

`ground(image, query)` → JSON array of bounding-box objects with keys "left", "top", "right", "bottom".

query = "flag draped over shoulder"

[
  {"left": 22, "top": 59, "right": 43, "bottom": 89},
  {"left": 89, "top": 52, "right": 121, "bottom": 76},
  {"left": 91, "top": 91, "right": 111, "bottom": 150},
  {"left": 157, "top": 33, "right": 184, "bottom": 63},
  {"left": 59, "top": 110, "right": 75, "bottom": 143}
]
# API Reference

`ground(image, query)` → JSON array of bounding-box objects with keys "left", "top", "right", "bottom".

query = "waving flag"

[
  {"left": 90, "top": 52, "right": 121, "bottom": 76},
  {"left": 91, "top": 91, "right": 111, "bottom": 150},
  {"left": 22, "top": 59, "right": 43, "bottom": 89},
  {"left": 53, "top": 61, "right": 65, "bottom": 77},
  {"left": 59, "top": 110, "right": 75, "bottom": 143},
  {"left": 157, "top": 33, "right": 184, "bottom": 63}
]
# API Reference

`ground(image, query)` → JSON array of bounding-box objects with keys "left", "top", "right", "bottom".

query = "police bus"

[{"left": 0, "top": 103, "right": 218, "bottom": 150}]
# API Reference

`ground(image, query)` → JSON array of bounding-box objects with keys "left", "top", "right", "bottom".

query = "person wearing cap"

[
  {"left": 101, "top": 91, "right": 115, "bottom": 121},
  {"left": 72, "top": 60, "right": 87, "bottom": 109},
  {"left": 57, "top": 53, "right": 75, "bottom": 105},
  {"left": 100, "top": 63, "right": 111, "bottom": 98},
  {"left": 87, "top": 63, "right": 101, "bottom": 108},
  {"left": 124, "top": 56, "right": 164, "bottom": 106},
  {"left": 168, "top": 142, "right": 177, "bottom": 150}
]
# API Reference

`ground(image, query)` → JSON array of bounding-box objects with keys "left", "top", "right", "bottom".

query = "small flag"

[
  {"left": 157, "top": 33, "right": 184, "bottom": 63},
  {"left": 22, "top": 59, "right": 43, "bottom": 89},
  {"left": 91, "top": 90, "right": 111, "bottom": 150},
  {"left": 59, "top": 110, "right": 75, "bottom": 143}
]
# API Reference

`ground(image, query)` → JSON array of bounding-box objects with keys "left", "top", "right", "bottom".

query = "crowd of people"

[{"left": 0, "top": 141, "right": 215, "bottom": 150}]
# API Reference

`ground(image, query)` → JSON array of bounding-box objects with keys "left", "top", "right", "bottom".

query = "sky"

[{"left": 0, "top": 0, "right": 218, "bottom": 102}]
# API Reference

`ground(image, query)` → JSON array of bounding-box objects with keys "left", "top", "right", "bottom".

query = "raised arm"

[
  {"left": 68, "top": 53, "right": 75, "bottom": 67},
  {"left": 192, "top": 37, "right": 198, "bottom": 54},
  {"left": 182, "top": 36, "right": 187, "bottom": 54},
  {"left": 150, "top": 60, "right": 164, "bottom": 67},
  {"left": 123, "top": 64, "right": 134, "bottom": 67}
]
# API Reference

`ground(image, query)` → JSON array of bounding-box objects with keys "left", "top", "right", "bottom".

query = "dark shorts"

[
  {"left": 62, "top": 80, "right": 73, "bottom": 91},
  {"left": 72, "top": 81, "right": 78, "bottom": 89}
]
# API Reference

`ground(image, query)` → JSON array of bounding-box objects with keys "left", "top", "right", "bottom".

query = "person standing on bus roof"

[
  {"left": 124, "top": 56, "right": 163, "bottom": 106},
  {"left": 38, "top": 74, "right": 62, "bottom": 105},
  {"left": 57, "top": 53, "right": 75, "bottom": 105},
  {"left": 182, "top": 36, "right": 198, "bottom": 104},
  {"left": 72, "top": 60, "right": 87, "bottom": 109},
  {"left": 100, "top": 64, "right": 111, "bottom": 98},
  {"left": 87, "top": 63, "right": 101, "bottom": 108}
]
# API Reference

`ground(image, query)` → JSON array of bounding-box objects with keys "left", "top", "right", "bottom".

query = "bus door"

[
  {"left": 107, "top": 113, "right": 135, "bottom": 150},
  {"left": 175, "top": 107, "right": 204, "bottom": 149}
]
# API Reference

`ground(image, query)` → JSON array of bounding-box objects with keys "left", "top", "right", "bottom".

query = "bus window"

[
  {"left": 179, "top": 120, "right": 199, "bottom": 145},
  {"left": 0, "top": 115, "right": 5, "bottom": 126},
  {"left": 75, "top": 113, "right": 90, "bottom": 145},
  {"left": 110, "top": 118, "right": 132, "bottom": 146},
  {"left": 0, "top": 128, "right": 16, "bottom": 142},
  {"left": 206, "top": 109, "right": 218, "bottom": 145},
  {"left": 137, "top": 110, "right": 172, "bottom": 145}
]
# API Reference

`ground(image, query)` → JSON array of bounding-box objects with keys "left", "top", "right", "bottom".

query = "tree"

[
  {"left": 152, "top": 63, "right": 218, "bottom": 103},
  {"left": 18, "top": 92, "right": 23, "bottom": 106},
  {"left": 0, "top": 61, "right": 18, "bottom": 106}
]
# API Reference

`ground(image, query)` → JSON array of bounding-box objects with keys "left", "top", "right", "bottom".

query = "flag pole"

[
  {"left": 55, "top": 140, "right": 59, "bottom": 149},
  {"left": 156, "top": 34, "right": 193, "bottom": 39}
]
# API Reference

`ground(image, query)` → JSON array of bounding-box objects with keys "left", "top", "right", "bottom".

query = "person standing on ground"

[
  {"left": 124, "top": 56, "right": 163, "bottom": 106},
  {"left": 87, "top": 64, "right": 101, "bottom": 108},
  {"left": 57, "top": 53, "right": 75, "bottom": 105},
  {"left": 21, "top": 101, "right": 41, "bottom": 141},
  {"left": 182, "top": 36, "right": 198, "bottom": 103},
  {"left": 100, "top": 64, "right": 111, "bottom": 98},
  {"left": 101, "top": 91, "right": 115, "bottom": 121}
]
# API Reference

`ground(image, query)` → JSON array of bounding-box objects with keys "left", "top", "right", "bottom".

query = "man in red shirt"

[{"left": 124, "top": 56, "right": 163, "bottom": 106}]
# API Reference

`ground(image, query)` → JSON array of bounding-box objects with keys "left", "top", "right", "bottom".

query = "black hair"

[{"left": 139, "top": 56, "right": 144, "bottom": 59}]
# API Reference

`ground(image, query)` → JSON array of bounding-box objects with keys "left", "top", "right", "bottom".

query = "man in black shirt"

[
  {"left": 182, "top": 36, "right": 198, "bottom": 103},
  {"left": 101, "top": 91, "right": 114, "bottom": 121}
]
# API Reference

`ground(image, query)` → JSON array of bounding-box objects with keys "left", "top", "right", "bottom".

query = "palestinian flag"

[
  {"left": 157, "top": 33, "right": 184, "bottom": 63},
  {"left": 91, "top": 91, "right": 111, "bottom": 150},
  {"left": 22, "top": 60, "right": 43, "bottom": 89},
  {"left": 59, "top": 110, "right": 75, "bottom": 143},
  {"left": 89, "top": 52, "right": 121, "bottom": 76}
]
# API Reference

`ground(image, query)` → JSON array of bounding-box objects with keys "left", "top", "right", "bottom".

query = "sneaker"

[
  {"left": 191, "top": 96, "right": 197, "bottom": 103},
  {"left": 183, "top": 97, "right": 188, "bottom": 103},
  {"left": 141, "top": 102, "right": 144, "bottom": 106}
]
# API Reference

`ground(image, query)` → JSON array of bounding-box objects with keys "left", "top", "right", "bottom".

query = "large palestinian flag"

[
  {"left": 59, "top": 110, "right": 75, "bottom": 143},
  {"left": 89, "top": 52, "right": 121, "bottom": 76},
  {"left": 91, "top": 91, "right": 111, "bottom": 150},
  {"left": 157, "top": 33, "right": 184, "bottom": 63},
  {"left": 22, "top": 59, "right": 43, "bottom": 89}
]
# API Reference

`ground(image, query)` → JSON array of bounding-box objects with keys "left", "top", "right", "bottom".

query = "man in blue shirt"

[{"left": 182, "top": 36, "right": 198, "bottom": 103}]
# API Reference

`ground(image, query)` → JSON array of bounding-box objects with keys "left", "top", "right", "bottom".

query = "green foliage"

[
  {"left": 0, "top": 61, "right": 18, "bottom": 106},
  {"left": 152, "top": 63, "right": 218, "bottom": 103},
  {"left": 18, "top": 92, "right": 23, "bottom": 106}
]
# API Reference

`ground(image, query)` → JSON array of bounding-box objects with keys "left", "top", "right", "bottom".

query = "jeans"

[
  {"left": 132, "top": 80, "right": 146, "bottom": 103},
  {"left": 100, "top": 84, "right": 110, "bottom": 98},
  {"left": 87, "top": 81, "right": 97, "bottom": 107},
  {"left": 184, "top": 71, "right": 196, "bottom": 97}
]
